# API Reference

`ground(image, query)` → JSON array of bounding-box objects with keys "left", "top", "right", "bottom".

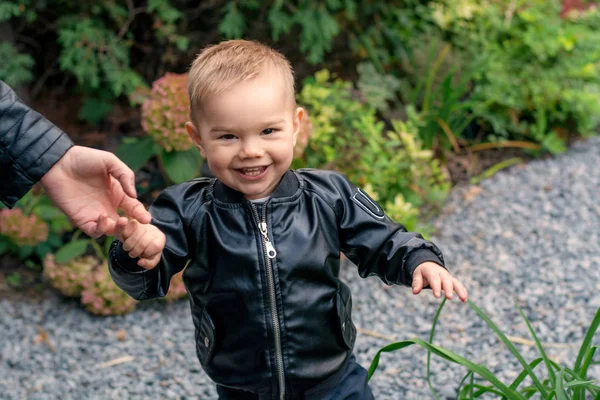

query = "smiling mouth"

[{"left": 237, "top": 166, "right": 269, "bottom": 177}]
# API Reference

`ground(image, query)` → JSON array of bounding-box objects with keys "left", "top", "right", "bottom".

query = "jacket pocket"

[
  {"left": 195, "top": 308, "right": 216, "bottom": 365},
  {"left": 335, "top": 285, "right": 356, "bottom": 350}
]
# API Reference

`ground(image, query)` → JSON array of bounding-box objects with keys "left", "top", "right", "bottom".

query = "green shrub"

[
  {"left": 80, "top": 261, "right": 138, "bottom": 316},
  {"left": 116, "top": 72, "right": 203, "bottom": 184},
  {"left": 433, "top": 0, "right": 600, "bottom": 152},
  {"left": 0, "top": 0, "right": 188, "bottom": 125},
  {"left": 296, "top": 69, "right": 450, "bottom": 227},
  {"left": 218, "top": 0, "right": 434, "bottom": 66},
  {"left": 43, "top": 254, "right": 99, "bottom": 298},
  {"left": 0, "top": 42, "right": 34, "bottom": 86},
  {"left": 0, "top": 190, "right": 71, "bottom": 263}
]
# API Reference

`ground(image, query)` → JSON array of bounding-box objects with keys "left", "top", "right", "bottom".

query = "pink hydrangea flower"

[{"left": 141, "top": 73, "right": 193, "bottom": 152}]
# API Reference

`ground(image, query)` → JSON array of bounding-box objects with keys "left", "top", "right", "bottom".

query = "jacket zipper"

[{"left": 251, "top": 202, "right": 285, "bottom": 400}]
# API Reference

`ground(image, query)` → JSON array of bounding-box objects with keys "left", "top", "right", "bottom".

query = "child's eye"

[
  {"left": 262, "top": 128, "right": 275, "bottom": 135},
  {"left": 220, "top": 134, "right": 236, "bottom": 140}
]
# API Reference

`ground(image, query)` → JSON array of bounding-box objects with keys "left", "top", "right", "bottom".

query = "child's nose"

[{"left": 239, "top": 139, "right": 264, "bottom": 159}]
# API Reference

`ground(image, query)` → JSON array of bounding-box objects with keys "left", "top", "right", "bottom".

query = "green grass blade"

[
  {"left": 554, "top": 369, "right": 568, "bottom": 400},
  {"left": 574, "top": 307, "right": 600, "bottom": 373},
  {"left": 367, "top": 337, "right": 526, "bottom": 399},
  {"left": 461, "top": 383, "right": 505, "bottom": 397},
  {"left": 574, "top": 346, "right": 598, "bottom": 400},
  {"left": 468, "top": 300, "right": 548, "bottom": 397},
  {"left": 457, "top": 371, "right": 474, "bottom": 398},
  {"left": 516, "top": 303, "right": 557, "bottom": 387},
  {"left": 426, "top": 298, "right": 447, "bottom": 400},
  {"left": 564, "top": 379, "right": 597, "bottom": 388},
  {"left": 500, "top": 357, "right": 544, "bottom": 399}
]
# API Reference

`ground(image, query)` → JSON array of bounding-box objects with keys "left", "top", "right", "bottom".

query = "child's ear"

[
  {"left": 186, "top": 121, "right": 206, "bottom": 158},
  {"left": 292, "top": 107, "right": 304, "bottom": 147}
]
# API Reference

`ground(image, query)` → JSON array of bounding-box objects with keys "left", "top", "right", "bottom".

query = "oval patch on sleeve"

[{"left": 351, "top": 189, "right": 385, "bottom": 219}]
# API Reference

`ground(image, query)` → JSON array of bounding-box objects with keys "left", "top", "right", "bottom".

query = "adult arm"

[{"left": 0, "top": 80, "right": 73, "bottom": 207}]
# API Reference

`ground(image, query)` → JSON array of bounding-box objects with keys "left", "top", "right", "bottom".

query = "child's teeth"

[{"left": 242, "top": 167, "right": 263, "bottom": 176}]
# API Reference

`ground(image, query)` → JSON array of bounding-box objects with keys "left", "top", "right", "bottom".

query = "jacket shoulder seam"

[{"left": 302, "top": 186, "right": 341, "bottom": 222}]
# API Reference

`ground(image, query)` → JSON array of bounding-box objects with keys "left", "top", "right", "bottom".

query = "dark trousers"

[{"left": 217, "top": 355, "right": 374, "bottom": 399}]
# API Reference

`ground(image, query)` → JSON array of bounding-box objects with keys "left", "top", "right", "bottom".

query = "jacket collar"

[{"left": 213, "top": 170, "right": 299, "bottom": 204}]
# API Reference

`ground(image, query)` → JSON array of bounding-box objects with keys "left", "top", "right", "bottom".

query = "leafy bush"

[
  {"left": 0, "top": 42, "right": 34, "bottom": 87},
  {"left": 368, "top": 299, "right": 600, "bottom": 399},
  {"left": 0, "top": 190, "right": 70, "bottom": 263},
  {"left": 80, "top": 261, "right": 138, "bottom": 316},
  {"left": 117, "top": 72, "right": 203, "bottom": 184},
  {"left": 43, "top": 254, "right": 98, "bottom": 298},
  {"left": 218, "top": 1, "right": 434, "bottom": 66},
  {"left": 296, "top": 69, "right": 450, "bottom": 226},
  {"left": 433, "top": 0, "right": 600, "bottom": 153},
  {"left": 0, "top": 0, "right": 188, "bottom": 124}
]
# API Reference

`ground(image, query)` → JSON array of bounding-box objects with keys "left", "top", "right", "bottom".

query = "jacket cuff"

[
  {"left": 404, "top": 248, "right": 447, "bottom": 283},
  {"left": 110, "top": 241, "right": 147, "bottom": 273}
]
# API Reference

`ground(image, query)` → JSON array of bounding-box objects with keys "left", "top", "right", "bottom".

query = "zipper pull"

[
  {"left": 265, "top": 241, "right": 277, "bottom": 259},
  {"left": 259, "top": 222, "right": 277, "bottom": 259}
]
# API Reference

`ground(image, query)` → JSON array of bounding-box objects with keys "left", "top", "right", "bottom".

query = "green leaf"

[
  {"left": 34, "top": 243, "right": 53, "bottom": 260},
  {"left": 78, "top": 97, "right": 113, "bottom": 125},
  {"left": 574, "top": 308, "right": 600, "bottom": 373},
  {"left": 34, "top": 204, "right": 64, "bottom": 221},
  {"left": 367, "top": 337, "right": 525, "bottom": 399},
  {"left": 46, "top": 232, "right": 63, "bottom": 248},
  {"left": 18, "top": 245, "right": 33, "bottom": 259},
  {"left": 54, "top": 240, "right": 89, "bottom": 264},
  {"left": 116, "top": 136, "right": 157, "bottom": 172},
  {"left": 219, "top": 3, "right": 245, "bottom": 38},
  {"left": 468, "top": 300, "right": 548, "bottom": 397},
  {"left": 160, "top": 148, "right": 203, "bottom": 184},
  {"left": 0, "top": 3, "right": 22, "bottom": 21},
  {"left": 0, "top": 42, "right": 34, "bottom": 86},
  {"left": 516, "top": 303, "right": 557, "bottom": 388},
  {"left": 0, "top": 238, "right": 10, "bottom": 255}
]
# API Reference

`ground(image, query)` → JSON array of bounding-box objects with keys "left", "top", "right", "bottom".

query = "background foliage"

[{"left": 1, "top": 0, "right": 599, "bottom": 316}]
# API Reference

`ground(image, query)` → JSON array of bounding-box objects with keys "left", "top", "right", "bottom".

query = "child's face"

[{"left": 186, "top": 71, "right": 303, "bottom": 200}]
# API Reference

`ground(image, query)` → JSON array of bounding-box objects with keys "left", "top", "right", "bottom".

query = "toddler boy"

[{"left": 108, "top": 39, "right": 468, "bottom": 400}]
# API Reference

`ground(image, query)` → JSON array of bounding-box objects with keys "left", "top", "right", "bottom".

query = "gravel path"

[{"left": 2, "top": 137, "right": 600, "bottom": 399}]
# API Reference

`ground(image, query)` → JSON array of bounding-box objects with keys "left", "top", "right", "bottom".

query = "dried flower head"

[
  {"left": 0, "top": 208, "right": 49, "bottom": 246},
  {"left": 80, "top": 261, "right": 137, "bottom": 316},
  {"left": 43, "top": 254, "right": 99, "bottom": 298},
  {"left": 141, "top": 73, "right": 193, "bottom": 152}
]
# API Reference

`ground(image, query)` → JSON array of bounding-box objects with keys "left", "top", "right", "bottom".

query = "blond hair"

[{"left": 188, "top": 40, "right": 295, "bottom": 122}]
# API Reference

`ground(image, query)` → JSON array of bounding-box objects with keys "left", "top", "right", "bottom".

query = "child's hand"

[
  {"left": 110, "top": 216, "right": 166, "bottom": 270},
  {"left": 412, "top": 262, "right": 468, "bottom": 302}
]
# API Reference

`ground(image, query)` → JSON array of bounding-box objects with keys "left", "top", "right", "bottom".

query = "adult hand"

[{"left": 40, "top": 146, "right": 151, "bottom": 238}]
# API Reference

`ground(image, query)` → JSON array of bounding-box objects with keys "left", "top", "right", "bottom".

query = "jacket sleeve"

[
  {"left": 108, "top": 186, "right": 194, "bottom": 300},
  {"left": 331, "top": 173, "right": 445, "bottom": 286},
  {"left": 0, "top": 80, "right": 73, "bottom": 208}
]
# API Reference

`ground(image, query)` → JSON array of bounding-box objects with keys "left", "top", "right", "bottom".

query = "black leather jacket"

[
  {"left": 109, "top": 169, "right": 445, "bottom": 399},
  {"left": 0, "top": 80, "right": 73, "bottom": 207}
]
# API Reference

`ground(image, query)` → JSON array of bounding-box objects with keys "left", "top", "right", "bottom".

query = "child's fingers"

[
  {"left": 428, "top": 273, "right": 442, "bottom": 298},
  {"left": 112, "top": 217, "right": 129, "bottom": 241},
  {"left": 129, "top": 231, "right": 164, "bottom": 259},
  {"left": 412, "top": 269, "right": 424, "bottom": 294},
  {"left": 442, "top": 276, "right": 454, "bottom": 300},
  {"left": 453, "top": 278, "right": 469, "bottom": 303},
  {"left": 137, "top": 253, "right": 161, "bottom": 270},
  {"left": 122, "top": 221, "right": 143, "bottom": 254}
]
